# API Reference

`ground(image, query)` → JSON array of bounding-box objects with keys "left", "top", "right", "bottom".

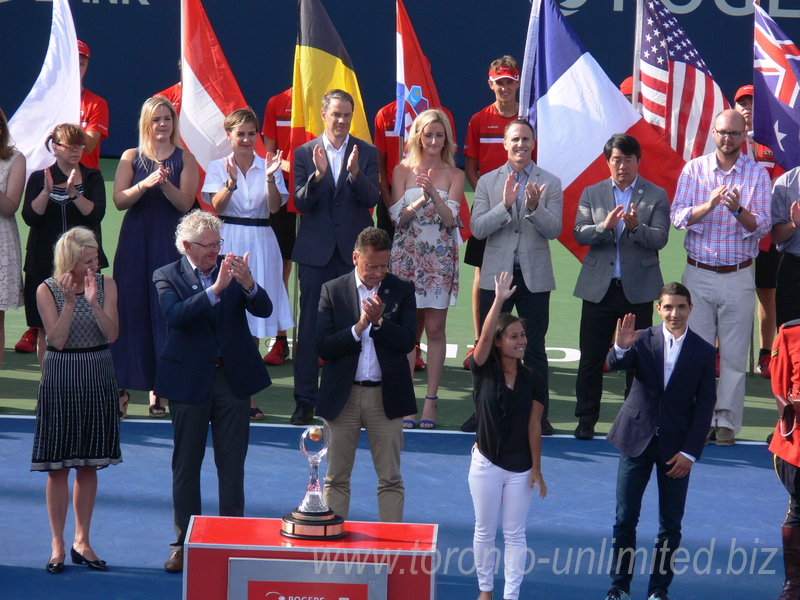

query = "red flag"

[
  {"left": 395, "top": 0, "right": 471, "bottom": 239},
  {"left": 181, "top": 0, "right": 264, "bottom": 210}
]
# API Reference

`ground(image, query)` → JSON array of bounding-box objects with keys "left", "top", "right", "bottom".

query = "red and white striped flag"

[
  {"left": 181, "top": 0, "right": 264, "bottom": 208},
  {"left": 633, "top": 0, "right": 728, "bottom": 161}
]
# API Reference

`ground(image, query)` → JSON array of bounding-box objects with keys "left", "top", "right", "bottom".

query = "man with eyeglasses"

[
  {"left": 670, "top": 109, "right": 772, "bottom": 447},
  {"left": 152, "top": 210, "right": 272, "bottom": 573}
]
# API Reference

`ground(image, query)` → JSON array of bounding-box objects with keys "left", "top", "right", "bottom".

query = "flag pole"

[{"left": 632, "top": 0, "right": 643, "bottom": 114}]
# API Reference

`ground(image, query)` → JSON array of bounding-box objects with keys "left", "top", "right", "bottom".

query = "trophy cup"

[{"left": 280, "top": 419, "right": 346, "bottom": 540}]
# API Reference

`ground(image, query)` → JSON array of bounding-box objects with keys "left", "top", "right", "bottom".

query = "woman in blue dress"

[{"left": 110, "top": 97, "right": 198, "bottom": 416}]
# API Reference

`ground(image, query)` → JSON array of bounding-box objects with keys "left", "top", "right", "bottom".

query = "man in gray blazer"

[
  {"left": 572, "top": 133, "right": 670, "bottom": 440},
  {"left": 471, "top": 119, "right": 563, "bottom": 432}
]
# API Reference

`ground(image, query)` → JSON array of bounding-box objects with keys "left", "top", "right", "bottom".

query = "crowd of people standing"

[{"left": 2, "top": 40, "right": 800, "bottom": 600}]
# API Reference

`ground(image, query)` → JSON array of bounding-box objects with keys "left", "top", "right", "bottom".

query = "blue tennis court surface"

[{"left": 0, "top": 416, "right": 784, "bottom": 599}]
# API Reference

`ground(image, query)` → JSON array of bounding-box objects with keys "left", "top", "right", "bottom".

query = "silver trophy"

[{"left": 280, "top": 419, "right": 346, "bottom": 540}]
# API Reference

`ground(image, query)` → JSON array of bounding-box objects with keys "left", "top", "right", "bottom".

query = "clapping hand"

[
  {"left": 265, "top": 150, "right": 283, "bottom": 179},
  {"left": 346, "top": 144, "right": 360, "bottom": 179},
  {"left": 525, "top": 182, "right": 546, "bottom": 211},
  {"left": 65, "top": 169, "right": 78, "bottom": 199},
  {"left": 604, "top": 205, "right": 625, "bottom": 230},
  {"left": 415, "top": 169, "right": 436, "bottom": 199},
  {"left": 59, "top": 272, "right": 77, "bottom": 306},
  {"left": 312, "top": 144, "right": 328, "bottom": 181},
  {"left": 225, "top": 156, "right": 239, "bottom": 184},
  {"left": 623, "top": 203, "right": 639, "bottom": 230},
  {"left": 44, "top": 168, "right": 54, "bottom": 196},
  {"left": 719, "top": 185, "right": 741, "bottom": 214},
  {"left": 503, "top": 172, "right": 519, "bottom": 209},
  {"left": 229, "top": 252, "right": 255, "bottom": 291},
  {"left": 84, "top": 268, "right": 99, "bottom": 306},
  {"left": 361, "top": 291, "right": 383, "bottom": 325},
  {"left": 614, "top": 313, "right": 640, "bottom": 349}
]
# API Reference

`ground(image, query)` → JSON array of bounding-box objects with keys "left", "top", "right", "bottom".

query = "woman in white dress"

[
  {"left": 389, "top": 109, "right": 464, "bottom": 429},
  {"left": 0, "top": 107, "right": 26, "bottom": 370},
  {"left": 202, "top": 108, "right": 293, "bottom": 419}
]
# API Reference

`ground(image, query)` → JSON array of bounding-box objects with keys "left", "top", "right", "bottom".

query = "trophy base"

[{"left": 280, "top": 509, "right": 346, "bottom": 540}]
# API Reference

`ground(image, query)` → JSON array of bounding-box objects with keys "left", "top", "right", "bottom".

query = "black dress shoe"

[
  {"left": 70, "top": 547, "right": 108, "bottom": 571},
  {"left": 164, "top": 550, "right": 184, "bottom": 573},
  {"left": 290, "top": 402, "right": 313, "bottom": 426},
  {"left": 541, "top": 418, "right": 554, "bottom": 436},
  {"left": 574, "top": 423, "right": 595, "bottom": 440},
  {"left": 460, "top": 413, "right": 477, "bottom": 433},
  {"left": 45, "top": 560, "right": 64, "bottom": 574}
]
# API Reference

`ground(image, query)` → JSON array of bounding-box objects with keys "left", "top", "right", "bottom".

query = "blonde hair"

[
  {"left": 53, "top": 227, "right": 98, "bottom": 280},
  {"left": 45, "top": 123, "right": 85, "bottom": 154},
  {"left": 224, "top": 107, "right": 260, "bottom": 133},
  {"left": 402, "top": 109, "right": 455, "bottom": 168},
  {"left": 0, "top": 107, "right": 14, "bottom": 161},
  {"left": 175, "top": 209, "right": 222, "bottom": 254},
  {"left": 137, "top": 96, "right": 181, "bottom": 166}
]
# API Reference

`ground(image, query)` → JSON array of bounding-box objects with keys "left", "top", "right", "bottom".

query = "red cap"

[
  {"left": 78, "top": 40, "right": 90, "bottom": 58},
  {"left": 489, "top": 65, "right": 520, "bottom": 82},
  {"left": 734, "top": 85, "right": 754, "bottom": 103},
  {"left": 619, "top": 76, "right": 634, "bottom": 96}
]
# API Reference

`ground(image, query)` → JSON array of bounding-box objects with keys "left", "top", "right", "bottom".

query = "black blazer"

[
  {"left": 292, "top": 134, "right": 380, "bottom": 267},
  {"left": 316, "top": 271, "right": 417, "bottom": 421},
  {"left": 606, "top": 325, "right": 716, "bottom": 462},
  {"left": 152, "top": 256, "right": 272, "bottom": 404}
]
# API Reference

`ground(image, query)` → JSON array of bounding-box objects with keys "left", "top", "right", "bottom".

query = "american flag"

[
  {"left": 753, "top": 3, "right": 800, "bottom": 170},
  {"left": 634, "top": 0, "right": 728, "bottom": 161}
]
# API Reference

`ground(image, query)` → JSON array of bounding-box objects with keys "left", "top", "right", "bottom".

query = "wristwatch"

[
  {"left": 226, "top": 179, "right": 238, "bottom": 191},
  {"left": 731, "top": 205, "right": 743, "bottom": 216}
]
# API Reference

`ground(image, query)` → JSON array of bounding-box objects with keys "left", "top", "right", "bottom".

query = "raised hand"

[
  {"left": 361, "top": 291, "right": 384, "bottom": 325},
  {"left": 229, "top": 252, "right": 255, "bottom": 291},
  {"left": 494, "top": 271, "right": 517, "bottom": 302},
  {"left": 709, "top": 185, "right": 727, "bottom": 210},
  {"left": 346, "top": 144, "right": 360, "bottom": 179},
  {"left": 720, "top": 185, "right": 741, "bottom": 214},
  {"left": 44, "top": 168, "right": 54, "bottom": 196},
  {"left": 614, "top": 313, "right": 640, "bottom": 349},
  {"left": 415, "top": 168, "right": 436, "bottom": 199},
  {"left": 212, "top": 253, "right": 235, "bottom": 294}
]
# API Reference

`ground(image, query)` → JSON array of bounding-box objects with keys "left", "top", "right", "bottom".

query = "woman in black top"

[
  {"left": 468, "top": 271, "right": 547, "bottom": 600},
  {"left": 22, "top": 123, "right": 106, "bottom": 366}
]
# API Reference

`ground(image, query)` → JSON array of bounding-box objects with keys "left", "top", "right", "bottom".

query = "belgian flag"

[{"left": 289, "top": 0, "right": 372, "bottom": 162}]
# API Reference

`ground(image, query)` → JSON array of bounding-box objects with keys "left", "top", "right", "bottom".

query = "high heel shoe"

[
  {"left": 45, "top": 559, "right": 64, "bottom": 574},
  {"left": 70, "top": 546, "right": 108, "bottom": 571},
  {"left": 118, "top": 388, "right": 130, "bottom": 420}
]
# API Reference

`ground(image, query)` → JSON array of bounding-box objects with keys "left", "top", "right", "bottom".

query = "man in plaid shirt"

[{"left": 670, "top": 109, "right": 771, "bottom": 446}]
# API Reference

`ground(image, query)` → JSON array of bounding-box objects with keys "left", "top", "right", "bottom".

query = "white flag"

[{"left": 9, "top": 0, "right": 80, "bottom": 181}]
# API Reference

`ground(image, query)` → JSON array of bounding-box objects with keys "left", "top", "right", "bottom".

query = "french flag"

[
  {"left": 181, "top": 0, "right": 264, "bottom": 208},
  {"left": 520, "top": 0, "right": 684, "bottom": 260}
]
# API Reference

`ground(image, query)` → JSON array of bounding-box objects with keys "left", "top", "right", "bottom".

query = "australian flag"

[{"left": 753, "top": 3, "right": 800, "bottom": 170}]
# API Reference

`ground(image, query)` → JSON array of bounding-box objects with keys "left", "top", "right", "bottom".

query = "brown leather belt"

[{"left": 687, "top": 257, "right": 752, "bottom": 273}]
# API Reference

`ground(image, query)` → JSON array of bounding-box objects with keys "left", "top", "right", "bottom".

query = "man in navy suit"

[
  {"left": 316, "top": 227, "right": 416, "bottom": 521},
  {"left": 153, "top": 210, "right": 272, "bottom": 573},
  {"left": 291, "top": 89, "right": 380, "bottom": 426},
  {"left": 603, "top": 282, "right": 716, "bottom": 600}
]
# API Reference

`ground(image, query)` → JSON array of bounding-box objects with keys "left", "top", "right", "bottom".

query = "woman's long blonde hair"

[{"left": 401, "top": 109, "right": 455, "bottom": 168}]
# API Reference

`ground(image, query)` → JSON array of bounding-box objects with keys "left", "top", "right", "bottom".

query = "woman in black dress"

[{"left": 32, "top": 227, "right": 121, "bottom": 574}]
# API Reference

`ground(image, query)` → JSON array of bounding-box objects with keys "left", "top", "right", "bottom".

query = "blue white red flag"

[
  {"left": 9, "top": 0, "right": 80, "bottom": 181},
  {"left": 393, "top": 0, "right": 441, "bottom": 140},
  {"left": 520, "top": 0, "right": 684, "bottom": 260},
  {"left": 634, "top": 0, "right": 728, "bottom": 161},
  {"left": 753, "top": 3, "right": 800, "bottom": 170}
]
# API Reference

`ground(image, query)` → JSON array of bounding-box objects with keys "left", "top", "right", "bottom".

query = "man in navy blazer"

[
  {"left": 291, "top": 89, "right": 380, "bottom": 426},
  {"left": 602, "top": 282, "right": 715, "bottom": 600},
  {"left": 316, "top": 227, "right": 416, "bottom": 522},
  {"left": 153, "top": 210, "right": 272, "bottom": 573}
]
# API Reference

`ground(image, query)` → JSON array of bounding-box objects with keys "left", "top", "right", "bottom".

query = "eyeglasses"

[
  {"left": 190, "top": 239, "right": 224, "bottom": 251},
  {"left": 54, "top": 142, "right": 86, "bottom": 151},
  {"left": 713, "top": 130, "right": 743, "bottom": 139}
]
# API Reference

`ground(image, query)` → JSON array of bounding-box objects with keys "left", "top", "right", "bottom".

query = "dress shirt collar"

[
  {"left": 186, "top": 255, "right": 217, "bottom": 279},
  {"left": 224, "top": 151, "right": 264, "bottom": 176},
  {"left": 354, "top": 268, "right": 381, "bottom": 293},
  {"left": 322, "top": 133, "right": 350, "bottom": 155},
  {"left": 661, "top": 323, "right": 688, "bottom": 348},
  {"left": 506, "top": 159, "right": 534, "bottom": 178},
  {"left": 611, "top": 175, "right": 639, "bottom": 195}
]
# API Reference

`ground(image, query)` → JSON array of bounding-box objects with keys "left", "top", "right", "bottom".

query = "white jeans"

[
  {"left": 468, "top": 446, "right": 534, "bottom": 600},
  {"left": 682, "top": 264, "right": 755, "bottom": 433}
]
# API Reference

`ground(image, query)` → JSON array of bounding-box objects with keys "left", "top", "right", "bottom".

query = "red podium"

[{"left": 184, "top": 516, "right": 438, "bottom": 600}]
